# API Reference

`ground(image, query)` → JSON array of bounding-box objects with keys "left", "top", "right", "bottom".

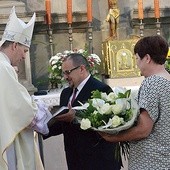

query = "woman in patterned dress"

[{"left": 100, "top": 35, "right": 170, "bottom": 169}]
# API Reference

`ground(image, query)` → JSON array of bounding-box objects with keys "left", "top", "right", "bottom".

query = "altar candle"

[
  {"left": 87, "top": 0, "right": 92, "bottom": 22},
  {"left": 67, "top": 0, "right": 72, "bottom": 24},
  {"left": 154, "top": 0, "right": 160, "bottom": 19},
  {"left": 45, "top": 0, "right": 51, "bottom": 25},
  {"left": 138, "top": 0, "right": 144, "bottom": 20}
]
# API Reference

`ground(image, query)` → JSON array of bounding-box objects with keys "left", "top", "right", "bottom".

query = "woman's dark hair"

[
  {"left": 65, "top": 53, "right": 90, "bottom": 69},
  {"left": 134, "top": 35, "right": 169, "bottom": 64}
]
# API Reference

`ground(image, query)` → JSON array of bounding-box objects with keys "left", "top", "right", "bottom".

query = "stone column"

[{"left": 19, "top": 52, "right": 37, "bottom": 94}]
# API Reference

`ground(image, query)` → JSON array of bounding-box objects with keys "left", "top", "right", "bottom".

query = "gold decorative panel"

[{"left": 102, "top": 39, "right": 141, "bottom": 78}]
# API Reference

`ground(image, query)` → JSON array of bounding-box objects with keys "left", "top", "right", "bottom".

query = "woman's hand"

[{"left": 98, "top": 132, "right": 118, "bottom": 142}]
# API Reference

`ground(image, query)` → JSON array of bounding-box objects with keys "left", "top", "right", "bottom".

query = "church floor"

[{"left": 43, "top": 134, "right": 128, "bottom": 170}]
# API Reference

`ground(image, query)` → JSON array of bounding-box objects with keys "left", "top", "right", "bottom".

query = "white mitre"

[{"left": 0, "top": 6, "right": 36, "bottom": 47}]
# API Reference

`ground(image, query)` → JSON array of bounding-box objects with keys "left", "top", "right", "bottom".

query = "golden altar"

[{"left": 102, "top": 39, "right": 141, "bottom": 78}]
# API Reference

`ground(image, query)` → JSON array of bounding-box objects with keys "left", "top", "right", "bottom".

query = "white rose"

[
  {"left": 98, "top": 103, "right": 112, "bottom": 115},
  {"left": 91, "top": 98, "right": 105, "bottom": 109},
  {"left": 112, "top": 104, "right": 123, "bottom": 115},
  {"left": 110, "top": 115, "right": 124, "bottom": 128},
  {"left": 101, "top": 92, "right": 108, "bottom": 101},
  {"left": 116, "top": 98, "right": 129, "bottom": 110},
  {"left": 106, "top": 92, "right": 116, "bottom": 102},
  {"left": 80, "top": 118, "right": 91, "bottom": 130}
]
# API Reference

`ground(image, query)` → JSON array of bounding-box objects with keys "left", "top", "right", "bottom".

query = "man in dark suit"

[{"left": 44, "top": 53, "right": 121, "bottom": 170}]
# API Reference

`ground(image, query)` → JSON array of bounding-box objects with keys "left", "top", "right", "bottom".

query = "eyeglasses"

[{"left": 62, "top": 66, "right": 80, "bottom": 75}]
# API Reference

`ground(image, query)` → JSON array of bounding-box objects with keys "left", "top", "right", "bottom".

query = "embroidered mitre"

[{"left": 0, "top": 6, "right": 36, "bottom": 47}]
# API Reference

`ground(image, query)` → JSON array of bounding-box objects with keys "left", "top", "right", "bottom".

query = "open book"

[
  {"left": 48, "top": 104, "right": 88, "bottom": 126},
  {"left": 48, "top": 104, "right": 89, "bottom": 126},
  {"left": 52, "top": 104, "right": 89, "bottom": 117},
  {"left": 52, "top": 106, "right": 69, "bottom": 117}
]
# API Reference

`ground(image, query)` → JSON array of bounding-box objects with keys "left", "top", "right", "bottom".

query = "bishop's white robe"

[{"left": 0, "top": 52, "right": 45, "bottom": 170}]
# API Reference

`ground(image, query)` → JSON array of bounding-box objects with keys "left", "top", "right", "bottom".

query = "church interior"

[{"left": 0, "top": 0, "right": 170, "bottom": 169}]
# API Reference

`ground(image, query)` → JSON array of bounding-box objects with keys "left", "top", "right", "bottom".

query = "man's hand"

[{"left": 55, "top": 105, "right": 76, "bottom": 122}]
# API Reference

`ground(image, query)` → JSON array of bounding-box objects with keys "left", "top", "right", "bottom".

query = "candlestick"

[
  {"left": 87, "top": 0, "right": 92, "bottom": 22},
  {"left": 45, "top": 0, "right": 51, "bottom": 25},
  {"left": 154, "top": 0, "right": 160, "bottom": 19},
  {"left": 155, "top": 18, "right": 161, "bottom": 35},
  {"left": 47, "top": 25, "right": 54, "bottom": 57},
  {"left": 67, "top": 0, "right": 72, "bottom": 24},
  {"left": 68, "top": 24, "right": 73, "bottom": 50},
  {"left": 88, "top": 22, "right": 93, "bottom": 54},
  {"left": 139, "top": 19, "right": 144, "bottom": 37},
  {"left": 138, "top": 0, "right": 144, "bottom": 20}
]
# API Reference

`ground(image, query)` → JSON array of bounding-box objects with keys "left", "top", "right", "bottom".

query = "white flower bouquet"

[{"left": 76, "top": 87, "right": 139, "bottom": 134}]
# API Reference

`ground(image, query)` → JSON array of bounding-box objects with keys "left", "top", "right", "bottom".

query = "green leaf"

[
  {"left": 117, "top": 89, "right": 131, "bottom": 98},
  {"left": 91, "top": 90, "right": 101, "bottom": 98},
  {"left": 123, "top": 110, "right": 133, "bottom": 122},
  {"left": 125, "top": 89, "right": 131, "bottom": 98}
]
